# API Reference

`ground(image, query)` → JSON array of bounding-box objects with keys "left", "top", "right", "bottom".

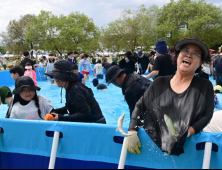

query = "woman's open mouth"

[{"left": 182, "top": 60, "right": 191, "bottom": 66}]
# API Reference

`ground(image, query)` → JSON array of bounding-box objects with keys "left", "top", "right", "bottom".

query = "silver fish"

[
  {"left": 164, "top": 114, "right": 179, "bottom": 137},
  {"left": 116, "top": 113, "right": 131, "bottom": 137}
]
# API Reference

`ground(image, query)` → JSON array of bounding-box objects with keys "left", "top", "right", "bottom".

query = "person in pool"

[
  {"left": 92, "top": 78, "right": 108, "bottom": 90},
  {"left": 125, "top": 38, "right": 214, "bottom": 155},
  {"left": 106, "top": 65, "right": 152, "bottom": 118},
  {"left": 45, "top": 60, "right": 106, "bottom": 124},
  {"left": 0, "top": 86, "right": 13, "bottom": 105},
  {"left": 79, "top": 53, "right": 93, "bottom": 81},
  {"left": 5, "top": 76, "right": 54, "bottom": 120},
  {"left": 72, "top": 64, "right": 85, "bottom": 85},
  {"left": 9, "top": 66, "right": 24, "bottom": 81}
]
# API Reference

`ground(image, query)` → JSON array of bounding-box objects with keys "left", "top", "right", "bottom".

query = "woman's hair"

[
  {"left": 33, "top": 94, "right": 43, "bottom": 119},
  {"left": 13, "top": 92, "right": 43, "bottom": 120},
  {"left": 173, "top": 40, "right": 211, "bottom": 73},
  {"left": 168, "top": 47, "right": 175, "bottom": 54}
]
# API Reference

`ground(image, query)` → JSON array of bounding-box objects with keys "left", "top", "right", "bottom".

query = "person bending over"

[
  {"left": 10, "top": 66, "right": 24, "bottom": 81},
  {"left": 119, "top": 52, "right": 137, "bottom": 75},
  {"left": 45, "top": 60, "right": 106, "bottom": 124},
  {"left": 6, "top": 76, "right": 54, "bottom": 120},
  {"left": 106, "top": 65, "right": 152, "bottom": 117}
]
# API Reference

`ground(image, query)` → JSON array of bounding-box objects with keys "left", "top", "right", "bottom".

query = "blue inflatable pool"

[{"left": 0, "top": 68, "right": 221, "bottom": 169}]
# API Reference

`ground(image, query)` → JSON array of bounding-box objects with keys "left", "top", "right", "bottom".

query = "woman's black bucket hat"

[{"left": 45, "top": 60, "right": 79, "bottom": 82}]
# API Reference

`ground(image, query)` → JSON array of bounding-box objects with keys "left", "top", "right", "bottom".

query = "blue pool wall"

[
  {"left": 0, "top": 65, "right": 99, "bottom": 87},
  {"left": 0, "top": 119, "right": 222, "bottom": 169}
]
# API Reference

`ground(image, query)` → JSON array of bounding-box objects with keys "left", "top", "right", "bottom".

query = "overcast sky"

[{"left": 0, "top": 0, "right": 221, "bottom": 33}]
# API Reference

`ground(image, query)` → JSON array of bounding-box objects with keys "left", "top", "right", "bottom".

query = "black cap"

[
  {"left": 13, "top": 76, "right": 41, "bottom": 94},
  {"left": 125, "top": 51, "right": 132, "bottom": 58},
  {"left": 106, "top": 65, "right": 124, "bottom": 84},
  {"left": 175, "top": 39, "right": 209, "bottom": 59},
  {"left": 45, "top": 60, "right": 79, "bottom": 82}
]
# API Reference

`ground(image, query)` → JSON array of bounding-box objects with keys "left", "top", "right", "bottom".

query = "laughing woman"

[{"left": 126, "top": 39, "right": 214, "bottom": 155}]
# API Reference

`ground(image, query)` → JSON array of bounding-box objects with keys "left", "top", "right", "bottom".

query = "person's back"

[
  {"left": 64, "top": 82, "right": 106, "bottom": 123},
  {"left": 20, "top": 51, "right": 35, "bottom": 71},
  {"left": 119, "top": 59, "right": 135, "bottom": 74},
  {"left": 153, "top": 54, "right": 175, "bottom": 78},
  {"left": 122, "top": 74, "right": 152, "bottom": 116},
  {"left": 214, "top": 55, "right": 222, "bottom": 75},
  {"left": 94, "top": 63, "right": 103, "bottom": 75}
]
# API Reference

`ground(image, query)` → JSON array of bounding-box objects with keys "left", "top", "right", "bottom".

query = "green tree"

[
  {"left": 25, "top": 11, "right": 100, "bottom": 55},
  {"left": 157, "top": 0, "right": 222, "bottom": 47},
  {"left": 1, "top": 14, "right": 35, "bottom": 54},
  {"left": 0, "top": 46, "right": 6, "bottom": 54},
  {"left": 101, "top": 5, "right": 159, "bottom": 52}
]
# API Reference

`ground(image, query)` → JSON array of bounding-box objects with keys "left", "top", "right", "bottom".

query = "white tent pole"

[
  {"left": 118, "top": 138, "right": 128, "bottom": 169},
  {"left": 202, "top": 142, "right": 213, "bottom": 169},
  {"left": 48, "top": 131, "right": 60, "bottom": 169}
]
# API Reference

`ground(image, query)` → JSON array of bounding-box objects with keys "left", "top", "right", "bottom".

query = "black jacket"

[
  {"left": 54, "top": 82, "right": 106, "bottom": 124},
  {"left": 122, "top": 74, "right": 152, "bottom": 117},
  {"left": 119, "top": 59, "right": 136, "bottom": 74}
]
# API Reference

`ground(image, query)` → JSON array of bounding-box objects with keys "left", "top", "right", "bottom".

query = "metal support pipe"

[
  {"left": 48, "top": 131, "right": 60, "bottom": 169},
  {"left": 118, "top": 138, "right": 128, "bottom": 169},
  {"left": 202, "top": 142, "right": 213, "bottom": 169}
]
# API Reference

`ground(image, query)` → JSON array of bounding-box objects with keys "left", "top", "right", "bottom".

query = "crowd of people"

[{"left": 0, "top": 38, "right": 222, "bottom": 156}]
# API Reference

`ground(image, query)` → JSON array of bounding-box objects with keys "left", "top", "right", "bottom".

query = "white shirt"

[
  {"left": 79, "top": 59, "right": 91, "bottom": 72},
  {"left": 10, "top": 95, "right": 54, "bottom": 120},
  {"left": 94, "top": 64, "right": 103, "bottom": 75},
  {"left": 203, "top": 110, "right": 222, "bottom": 133},
  {"left": 202, "top": 63, "right": 211, "bottom": 75}
]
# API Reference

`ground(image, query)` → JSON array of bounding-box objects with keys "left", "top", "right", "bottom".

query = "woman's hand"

[
  {"left": 51, "top": 113, "right": 59, "bottom": 121},
  {"left": 188, "top": 126, "right": 195, "bottom": 137}
]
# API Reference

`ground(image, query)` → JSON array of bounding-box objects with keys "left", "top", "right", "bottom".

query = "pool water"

[{"left": 0, "top": 76, "right": 131, "bottom": 127}]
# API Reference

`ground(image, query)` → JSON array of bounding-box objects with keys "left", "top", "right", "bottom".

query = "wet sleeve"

[
  {"left": 125, "top": 91, "right": 140, "bottom": 118},
  {"left": 191, "top": 83, "right": 214, "bottom": 134},
  {"left": 58, "top": 90, "right": 93, "bottom": 122},
  {"left": 129, "top": 82, "right": 154, "bottom": 131},
  {"left": 128, "top": 96, "right": 144, "bottom": 131},
  {"left": 153, "top": 57, "right": 160, "bottom": 71}
]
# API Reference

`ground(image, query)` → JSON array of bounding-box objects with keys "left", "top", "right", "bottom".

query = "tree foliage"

[
  {"left": 25, "top": 11, "right": 100, "bottom": 55},
  {"left": 1, "top": 14, "right": 35, "bottom": 54},
  {"left": 102, "top": 0, "right": 222, "bottom": 51},
  {"left": 101, "top": 5, "right": 159, "bottom": 52},
  {"left": 157, "top": 0, "right": 222, "bottom": 47},
  {"left": 0, "top": 46, "right": 6, "bottom": 54}
]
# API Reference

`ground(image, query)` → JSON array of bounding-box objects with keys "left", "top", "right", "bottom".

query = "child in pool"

[
  {"left": 9, "top": 66, "right": 24, "bottom": 81},
  {"left": 79, "top": 53, "right": 93, "bottom": 81},
  {"left": 24, "top": 63, "right": 37, "bottom": 86},
  {"left": 6, "top": 76, "right": 54, "bottom": 120}
]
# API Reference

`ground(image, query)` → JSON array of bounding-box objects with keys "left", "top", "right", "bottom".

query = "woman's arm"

[
  {"left": 58, "top": 88, "right": 93, "bottom": 122},
  {"left": 53, "top": 106, "right": 68, "bottom": 115},
  {"left": 190, "top": 83, "right": 214, "bottom": 134}
]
